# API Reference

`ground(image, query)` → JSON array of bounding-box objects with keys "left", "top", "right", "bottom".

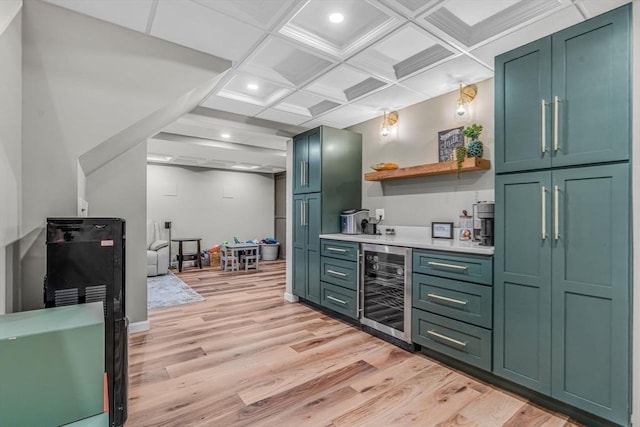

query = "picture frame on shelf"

[
  {"left": 438, "top": 127, "right": 464, "bottom": 162},
  {"left": 431, "top": 222, "right": 454, "bottom": 239}
]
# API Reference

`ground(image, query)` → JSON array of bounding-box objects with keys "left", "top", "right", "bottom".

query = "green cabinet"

[
  {"left": 319, "top": 240, "right": 360, "bottom": 320},
  {"left": 292, "top": 127, "right": 362, "bottom": 302},
  {"left": 495, "top": 5, "right": 630, "bottom": 173},
  {"left": 494, "top": 166, "right": 630, "bottom": 423}
]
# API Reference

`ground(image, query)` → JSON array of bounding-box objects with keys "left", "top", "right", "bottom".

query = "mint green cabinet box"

[
  {"left": 0, "top": 303, "right": 105, "bottom": 427},
  {"left": 63, "top": 413, "right": 108, "bottom": 426}
]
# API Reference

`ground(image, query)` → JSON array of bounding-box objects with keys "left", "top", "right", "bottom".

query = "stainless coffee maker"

[{"left": 476, "top": 202, "right": 494, "bottom": 246}]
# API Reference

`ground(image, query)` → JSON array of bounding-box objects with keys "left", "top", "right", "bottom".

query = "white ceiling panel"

[
  {"left": 304, "top": 65, "right": 388, "bottom": 102},
  {"left": 151, "top": 0, "right": 264, "bottom": 61},
  {"left": 420, "top": 0, "right": 564, "bottom": 49},
  {"left": 577, "top": 0, "right": 631, "bottom": 18},
  {"left": 42, "top": 0, "right": 153, "bottom": 32},
  {"left": 402, "top": 55, "right": 493, "bottom": 97},
  {"left": 218, "top": 73, "right": 292, "bottom": 106},
  {"left": 279, "top": 0, "right": 401, "bottom": 57},
  {"left": 316, "top": 105, "right": 380, "bottom": 129},
  {"left": 381, "top": 0, "right": 446, "bottom": 18},
  {"left": 256, "top": 109, "right": 313, "bottom": 126},
  {"left": 348, "top": 23, "right": 458, "bottom": 81},
  {"left": 200, "top": 96, "right": 266, "bottom": 117},
  {"left": 470, "top": 6, "right": 584, "bottom": 66},
  {"left": 353, "top": 84, "right": 424, "bottom": 112},
  {"left": 273, "top": 91, "right": 342, "bottom": 117},
  {"left": 240, "top": 36, "right": 335, "bottom": 87},
  {"left": 192, "top": 0, "right": 297, "bottom": 30}
]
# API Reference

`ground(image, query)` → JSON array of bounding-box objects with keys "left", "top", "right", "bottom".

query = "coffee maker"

[{"left": 476, "top": 202, "right": 494, "bottom": 246}]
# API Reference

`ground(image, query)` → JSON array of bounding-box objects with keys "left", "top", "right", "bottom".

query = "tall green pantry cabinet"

[
  {"left": 292, "top": 126, "right": 362, "bottom": 304},
  {"left": 494, "top": 5, "right": 631, "bottom": 426}
]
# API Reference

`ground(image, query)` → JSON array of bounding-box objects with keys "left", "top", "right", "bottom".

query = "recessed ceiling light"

[
  {"left": 147, "top": 154, "right": 173, "bottom": 162},
  {"left": 221, "top": 133, "right": 231, "bottom": 138},
  {"left": 247, "top": 83, "right": 259, "bottom": 91},
  {"left": 231, "top": 164, "right": 260, "bottom": 170},
  {"left": 329, "top": 12, "right": 344, "bottom": 23}
]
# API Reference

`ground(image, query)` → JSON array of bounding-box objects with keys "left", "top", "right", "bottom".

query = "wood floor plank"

[{"left": 126, "top": 260, "right": 582, "bottom": 427}]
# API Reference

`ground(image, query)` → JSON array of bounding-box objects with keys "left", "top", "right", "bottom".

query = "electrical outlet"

[{"left": 375, "top": 209, "right": 385, "bottom": 220}]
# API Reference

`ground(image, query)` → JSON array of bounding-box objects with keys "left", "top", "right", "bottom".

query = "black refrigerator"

[{"left": 44, "top": 217, "right": 128, "bottom": 427}]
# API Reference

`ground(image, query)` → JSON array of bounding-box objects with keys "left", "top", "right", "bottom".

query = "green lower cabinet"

[
  {"left": 413, "top": 310, "right": 492, "bottom": 371},
  {"left": 320, "top": 281, "right": 358, "bottom": 319},
  {"left": 495, "top": 164, "right": 630, "bottom": 425},
  {"left": 306, "top": 249, "right": 321, "bottom": 304}
]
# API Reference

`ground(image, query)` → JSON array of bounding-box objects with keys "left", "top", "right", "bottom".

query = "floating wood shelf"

[{"left": 364, "top": 157, "right": 491, "bottom": 181}]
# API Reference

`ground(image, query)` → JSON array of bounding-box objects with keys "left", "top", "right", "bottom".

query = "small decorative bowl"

[{"left": 370, "top": 162, "right": 399, "bottom": 171}]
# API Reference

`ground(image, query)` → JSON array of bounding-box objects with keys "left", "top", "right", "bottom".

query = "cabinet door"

[
  {"left": 292, "top": 195, "right": 307, "bottom": 297},
  {"left": 494, "top": 172, "right": 552, "bottom": 393},
  {"left": 551, "top": 5, "right": 630, "bottom": 167},
  {"left": 305, "top": 193, "right": 321, "bottom": 303},
  {"left": 292, "top": 135, "right": 308, "bottom": 194},
  {"left": 495, "top": 38, "right": 552, "bottom": 173},
  {"left": 306, "top": 128, "right": 322, "bottom": 193},
  {"left": 551, "top": 164, "right": 629, "bottom": 424}
]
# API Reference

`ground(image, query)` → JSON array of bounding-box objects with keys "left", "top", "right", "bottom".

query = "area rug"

[{"left": 147, "top": 271, "right": 204, "bottom": 310}]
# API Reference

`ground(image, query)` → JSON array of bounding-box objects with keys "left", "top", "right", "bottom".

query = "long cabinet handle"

[
  {"left": 427, "top": 330, "right": 467, "bottom": 348},
  {"left": 326, "top": 269, "right": 347, "bottom": 277},
  {"left": 554, "top": 185, "right": 559, "bottom": 240},
  {"left": 541, "top": 99, "right": 546, "bottom": 153},
  {"left": 427, "top": 261, "right": 468, "bottom": 270},
  {"left": 300, "top": 201, "right": 304, "bottom": 226},
  {"left": 327, "top": 247, "right": 347, "bottom": 253},
  {"left": 553, "top": 96, "right": 559, "bottom": 152},
  {"left": 300, "top": 161, "right": 305, "bottom": 187},
  {"left": 327, "top": 295, "right": 347, "bottom": 305},
  {"left": 303, "top": 161, "right": 308, "bottom": 187},
  {"left": 541, "top": 186, "right": 547, "bottom": 240},
  {"left": 356, "top": 250, "right": 361, "bottom": 315},
  {"left": 427, "top": 293, "right": 468, "bottom": 306}
]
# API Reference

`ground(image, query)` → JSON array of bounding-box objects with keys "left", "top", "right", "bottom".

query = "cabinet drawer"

[
  {"left": 320, "top": 257, "right": 357, "bottom": 290},
  {"left": 413, "top": 274, "right": 492, "bottom": 329},
  {"left": 413, "top": 250, "right": 492, "bottom": 285},
  {"left": 412, "top": 310, "right": 492, "bottom": 371},
  {"left": 320, "top": 282, "right": 357, "bottom": 319},
  {"left": 320, "top": 240, "right": 359, "bottom": 262}
]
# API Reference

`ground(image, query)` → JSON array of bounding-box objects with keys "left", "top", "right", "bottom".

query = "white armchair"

[{"left": 147, "top": 220, "right": 169, "bottom": 277}]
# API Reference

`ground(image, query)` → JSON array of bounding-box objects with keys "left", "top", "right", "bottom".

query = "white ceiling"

[{"left": 43, "top": 0, "right": 631, "bottom": 172}]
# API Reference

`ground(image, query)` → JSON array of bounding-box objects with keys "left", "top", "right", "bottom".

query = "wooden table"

[
  {"left": 221, "top": 243, "right": 259, "bottom": 271},
  {"left": 172, "top": 238, "right": 202, "bottom": 272}
]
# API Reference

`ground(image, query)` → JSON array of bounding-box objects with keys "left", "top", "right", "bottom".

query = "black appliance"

[
  {"left": 44, "top": 217, "right": 128, "bottom": 427},
  {"left": 476, "top": 202, "right": 494, "bottom": 246},
  {"left": 360, "top": 243, "right": 412, "bottom": 349}
]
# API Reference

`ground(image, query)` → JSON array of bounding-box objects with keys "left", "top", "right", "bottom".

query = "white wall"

[
  {"left": 86, "top": 142, "right": 147, "bottom": 324},
  {"left": 20, "top": 0, "right": 230, "bottom": 313},
  {"left": 0, "top": 3, "right": 22, "bottom": 314},
  {"left": 349, "top": 78, "right": 494, "bottom": 227},
  {"left": 147, "top": 164, "right": 275, "bottom": 259}
]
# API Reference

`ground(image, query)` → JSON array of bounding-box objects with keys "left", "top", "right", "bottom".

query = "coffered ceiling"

[{"left": 42, "top": 0, "right": 631, "bottom": 172}]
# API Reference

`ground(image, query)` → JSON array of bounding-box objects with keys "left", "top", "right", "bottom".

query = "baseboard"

[
  {"left": 128, "top": 320, "right": 150, "bottom": 334},
  {"left": 283, "top": 292, "right": 299, "bottom": 303}
]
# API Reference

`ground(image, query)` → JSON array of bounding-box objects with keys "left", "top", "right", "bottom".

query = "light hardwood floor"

[{"left": 127, "top": 261, "right": 581, "bottom": 427}]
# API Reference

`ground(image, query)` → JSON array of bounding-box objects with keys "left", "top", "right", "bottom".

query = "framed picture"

[
  {"left": 438, "top": 127, "right": 464, "bottom": 162},
  {"left": 432, "top": 222, "right": 454, "bottom": 239}
]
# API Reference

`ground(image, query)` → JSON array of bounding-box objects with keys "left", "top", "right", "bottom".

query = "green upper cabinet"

[
  {"left": 495, "top": 38, "right": 552, "bottom": 173},
  {"left": 495, "top": 4, "right": 630, "bottom": 173},
  {"left": 293, "top": 128, "right": 321, "bottom": 194}
]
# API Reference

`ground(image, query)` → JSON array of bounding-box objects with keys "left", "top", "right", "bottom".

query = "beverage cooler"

[{"left": 44, "top": 217, "right": 128, "bottom": 427}]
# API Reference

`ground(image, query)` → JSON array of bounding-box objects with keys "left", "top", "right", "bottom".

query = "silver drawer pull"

[
  {"left": 427, "top": 293, "right": 468, "bottom": 306},
  {"left": 427, "top": 261, "right": 468, "bottom": 270},
  {"left": 327, "top": 295, "right": 347, "bottom": 305},
  {"left": 327, "top": 269, "right": 347, "bottom": 277},
  {"left": 427, "top": 330, "right": 467, "bottom": 348},
  {"left": 327, "top": 247, "right": 347, "bottom": 253}
]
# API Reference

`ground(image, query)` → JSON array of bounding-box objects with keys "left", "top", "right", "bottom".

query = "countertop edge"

[{"left": 319, "top": 233, "right": 494, "bottom": 256}]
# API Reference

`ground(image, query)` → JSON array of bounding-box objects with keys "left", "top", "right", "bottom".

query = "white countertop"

[{"left": 319, "top": 225, "right": 494, "bottom": 256}]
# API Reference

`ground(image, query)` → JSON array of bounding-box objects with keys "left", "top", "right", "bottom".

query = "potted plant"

[
  {"left": 463, "top": 123, "right": 484, "bottom": 158},
  {"left": 455, "top": 145, "right": 467, "bottom": 176}
]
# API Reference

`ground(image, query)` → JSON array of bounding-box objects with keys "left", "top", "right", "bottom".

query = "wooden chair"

[{"left": 241, "top": 247, "right": 259, "bottom": 271}]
